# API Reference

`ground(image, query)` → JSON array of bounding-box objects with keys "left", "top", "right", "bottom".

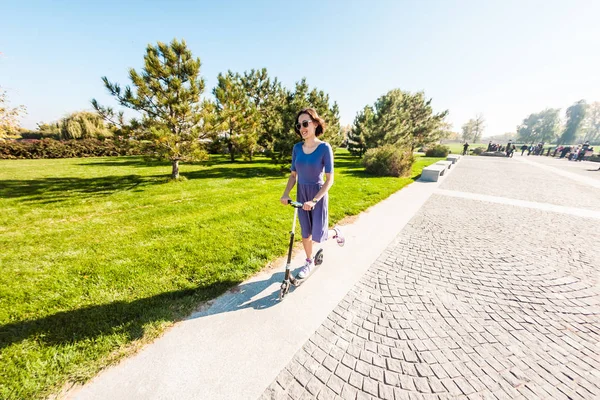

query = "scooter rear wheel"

[{"left": 314, "top": 249, "right": 324, "bottom": 266}]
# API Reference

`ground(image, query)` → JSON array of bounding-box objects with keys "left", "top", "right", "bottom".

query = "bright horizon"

[{"left": 2, "top": 0, "right": 599, "bottom": 138}]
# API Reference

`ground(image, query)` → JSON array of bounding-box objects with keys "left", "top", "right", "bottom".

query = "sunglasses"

[{"left": 295, "top": 120, "right": 312, "bottom": 130}]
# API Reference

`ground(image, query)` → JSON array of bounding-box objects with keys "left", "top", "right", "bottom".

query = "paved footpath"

[{"left": 261, "top": 155, "right": 600, "bottom": 400}]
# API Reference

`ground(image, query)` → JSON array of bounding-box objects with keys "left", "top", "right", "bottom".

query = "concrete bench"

[
  {"left": 420, "top": 164, "right": 447, "bottom": 182},
  {"left": 446, "top": 154, "right": 460, "bottom": 163},
  {"left": 435, "top": 160, "right": 453, "bottom": 170}
]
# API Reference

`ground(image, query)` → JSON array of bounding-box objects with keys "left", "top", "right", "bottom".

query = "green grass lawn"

[{"left": 0, "top": 150, "right": 443, "bottom": 399}]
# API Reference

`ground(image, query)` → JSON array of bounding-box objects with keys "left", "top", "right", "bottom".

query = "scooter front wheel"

[{"left": 279, "top": 281, "right": 290, "bottom": 300}]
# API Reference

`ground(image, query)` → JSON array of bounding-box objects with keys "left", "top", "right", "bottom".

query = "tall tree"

[
  {"left": 353, "top": 89, "right": 448, "bottom": 153},
  {"left": 461, "top": 120, "right": 474, "bottom": 142},
  {"left": 403, "top": 92, "right": 448, "bottom": 151},
  {"left": 560, "top": 100, "right": 587, "bottom": 144},
  {"left": 472, "top": 113, "right": 485, "bottom": 143},
  {"left": 92, "top": 38, "right": 214, "bottom": 179},
  {"left": 516, "top": 108, "right": 560, "bottom": 144},
  {"left": 516, "top": 115, "right": 534, "bottom": 144},
  {"left": 214, "top": 71, "right": 261, "bottom": 161},
  {"left": 0, "top": 87, "right": 27, "bottom": 138},
  {"left": 537, "top": 108, "right": 561, "bottom": 143},
  {"left": 240, "top": 68, "right": 286, "bottom": 153},
  {"left": 348, "top": 105, "right": 374, "bottom": 157},
  {"left": 583, "top": 101, "right": 600, "bottom": 144}
]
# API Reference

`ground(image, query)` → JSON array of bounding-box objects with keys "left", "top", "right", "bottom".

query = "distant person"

[
  {"left": 506, "top": 140, "right": 512, "bottom": 156},
  {"left": 579, "top": 141, "right": 590, "bottom": 161},
  {"left": 520, "top": 144, "right": 528, "bottom": 156},
  {"left": 569, "top": 147, "right": 579, "bottom": 161},
  {"left": 508, "top": 144, "right": 516, "bottom": 158},
  {"left": 538, "top": 143, "right": 544, "bottom": 155},
  {"left": 463, "top": 142, "right": 469, "bottom": 155},
  {"left": 553, "top": 146, "right": 561, "bottom": 157},
  {"left": 487, "top": 141, "right": 492, "bottom": 152}
]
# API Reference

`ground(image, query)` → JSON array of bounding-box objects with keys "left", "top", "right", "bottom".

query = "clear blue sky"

[{"left": 2, "top": 0, "right": 599, "bottom": 137}]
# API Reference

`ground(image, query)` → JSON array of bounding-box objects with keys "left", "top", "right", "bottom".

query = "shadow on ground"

[
  {"left": 0, "top": 281, "right": 237, "bottom": 351},
  {"left": 0, "top": 269, "right": 300, "bottom": 351},
  {"left": 188, "top": 269, "right": 306, "bottom": 319},
  {"left": 0, "top": 165, "right": 288, "bottom": 203}
]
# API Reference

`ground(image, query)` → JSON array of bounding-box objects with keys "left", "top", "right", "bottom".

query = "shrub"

[
  {"left": 0, "top": 138, "right": 157, "bottom": 159},
  {"left": 59, "top": 111, "right": 113, "bottom": 140},
  {"left": 472, "top": 147, "right": 485, "bottom": 155},
  {"left": 18, "top": 132, "right": 42, "bottom": 140},
  {"left": 425, "top": 144, "right": 449, "bottom": 157},
  {"left": 362, "top": 144, "right": 414, "bottom": 177}
]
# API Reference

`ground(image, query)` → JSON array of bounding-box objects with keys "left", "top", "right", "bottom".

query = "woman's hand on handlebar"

[
  {"left": 303, "top": 201, "right": 316, "bottom": 211},
  {"left": 280, "top": 195, "right": 292, "bottom": 205}
]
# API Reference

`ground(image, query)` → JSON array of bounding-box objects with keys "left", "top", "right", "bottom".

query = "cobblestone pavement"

[{"left": 260, "top": 157, "right": 600, "bottom": 400}]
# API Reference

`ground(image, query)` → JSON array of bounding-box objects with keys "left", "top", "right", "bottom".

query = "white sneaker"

[{"left": 296, "top": 259, "right": 313, "bottom": 279}]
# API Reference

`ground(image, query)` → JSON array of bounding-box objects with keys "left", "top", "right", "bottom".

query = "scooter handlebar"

[{"left": 287, "top": 200, "right": 304, "bottom": 209}]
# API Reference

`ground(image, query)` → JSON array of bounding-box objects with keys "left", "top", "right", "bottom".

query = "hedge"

[{"left": 0, "top": 138, "right": 155, "bottom": 159}]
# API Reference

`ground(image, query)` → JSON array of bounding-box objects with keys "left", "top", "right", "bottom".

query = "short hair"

[{"left": 294, "top": 108, "right": 326, "bottom": 137}]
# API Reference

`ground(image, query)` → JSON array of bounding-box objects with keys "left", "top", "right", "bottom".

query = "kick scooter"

[{"left": 279, "top": 200, "right": 323, "bottom": 300}]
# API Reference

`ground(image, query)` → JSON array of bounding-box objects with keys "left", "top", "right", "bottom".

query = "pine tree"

[
  {"left": 214, "top": 71, "right": 261, "bottom": 161},
  {"left": 351, "top": 89, "right": 448, "bottom": 154},
  {"left": 92, "top": 38, "right": 214, "bottom": 179},
  {"left": 347, "top": 106, "right": 374, "bottom": 157},
  {"left": 241, "top": 68, "right": 285, "bottom": 154}
]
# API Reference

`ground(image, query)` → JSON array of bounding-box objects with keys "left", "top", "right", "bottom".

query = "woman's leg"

[{"left": 302, "top": 236, "right": 313, "bottom": 259}]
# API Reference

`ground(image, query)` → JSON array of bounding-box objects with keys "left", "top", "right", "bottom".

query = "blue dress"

[{"left": 290, "top": 142, "right": 334, "bottom": 242}]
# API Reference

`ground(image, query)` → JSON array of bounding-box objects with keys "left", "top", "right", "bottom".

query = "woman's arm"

[
  {"left": 280, "top": 171, "right": 297, "bottom": 204},
  {"left": 313, "top": 172, "right": 333, "bottom": 201}
]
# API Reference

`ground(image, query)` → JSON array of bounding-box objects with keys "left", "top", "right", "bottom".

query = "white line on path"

[
  {"left": 515, "top": 156, "right": 600, "bottom": 189},
  {"left": 435, "top": 189, "right": 600, "bottom": 220}
]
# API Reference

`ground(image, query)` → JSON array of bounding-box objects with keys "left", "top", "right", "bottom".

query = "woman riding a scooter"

[{"left": 279, "top": 108, "right": 345, "bottom": 280}]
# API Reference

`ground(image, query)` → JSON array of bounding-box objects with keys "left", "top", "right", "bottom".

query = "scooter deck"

[
  {"left": 279, "top": 249, "right": 324, "bottom": 300},
  {"left": 293, "top": 248, "right": 324, "bottom": 286}
]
